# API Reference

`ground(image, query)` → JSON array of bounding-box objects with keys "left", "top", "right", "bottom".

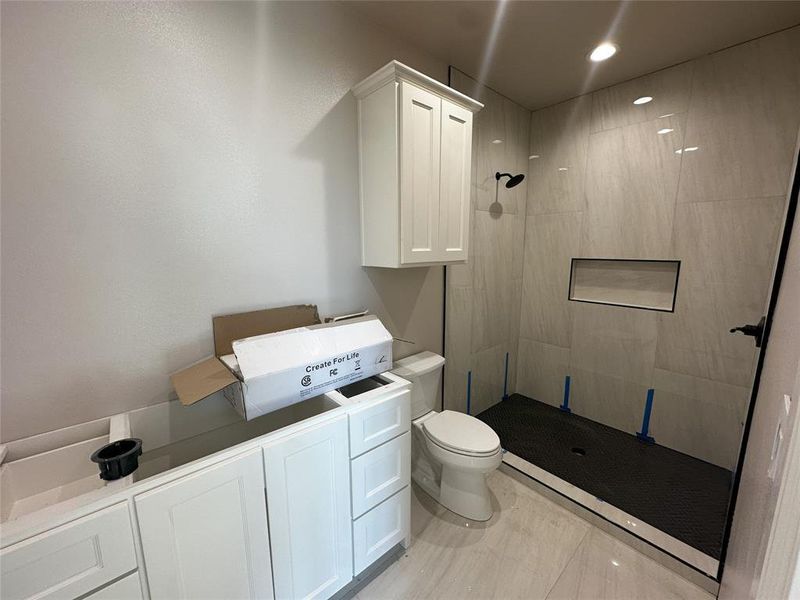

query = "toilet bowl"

[{"left": 392, "top": 352, "right": 503, "bottom": 521}]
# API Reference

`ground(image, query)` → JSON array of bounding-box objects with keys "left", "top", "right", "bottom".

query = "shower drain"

[{"left": 571, "top": 447, "right": 586, "bottom": 456}]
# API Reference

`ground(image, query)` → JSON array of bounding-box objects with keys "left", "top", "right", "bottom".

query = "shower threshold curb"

[{"left": 500, "top": 453, "right": 720, "bottom": 593}]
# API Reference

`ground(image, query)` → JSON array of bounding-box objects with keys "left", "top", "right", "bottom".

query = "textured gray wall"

[{"left": 0, "top": 1, "right": 446, "bottom": 441}]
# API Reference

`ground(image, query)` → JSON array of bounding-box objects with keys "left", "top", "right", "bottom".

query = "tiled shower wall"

[
  {"left": 516, "top": 26, "right": 800, "bottom": 470},
  {"left": 444, "top": 69, "right": 531, "bottom": 417}
]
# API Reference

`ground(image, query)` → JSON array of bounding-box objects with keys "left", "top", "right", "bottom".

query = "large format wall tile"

[
  {"left": 444, "top": 366, "right": 468, "bottom": 414},
  {"left": 528, "top": 95, "right": 592, "bottom": 215},
  {"left": 677, "top": 27, "right": 800, "bottom": 204},
  {"left": 650, "top": 369, "right": 747, "bottom": 469},
  {"left": 570, "top": 302, "right": 659, "bottom": 387},
  {"left": 672, "top": 196, "right": 785, "bottom": 289},
  {"left": 590, "top": 62, "right": 694, "bottom": 133},
  {"left": 516, "top": 338, "right": 570, "bottom": 408},
  {"left": 581, "top": 114, "right": 685, "bottom": 258},
  {"left": 452, "top": 69, "right": 530, "bottom": 215},
  {"left": 445, "top": 68, "right": 531, "bottom": 417},
  {"left": 519, "top": 211, "right": 583, "bottom": 347},
  {"left": 471, "top": 211, "right": 516, "bottom": 353},
  {"left": 658, "top": 196, "right": 784, "bottom": 387},
  {"left": 568, "top": 367, "right": 648, "bottom": 435},
  {"left": 655, "top": 281, "right": 761, "bottom": 387},
  {"left": 470, "top": 343, "right": 511, "bottom": 415},
  {"left": 445, "top": 285, "right": 473, "bottom": 373}
]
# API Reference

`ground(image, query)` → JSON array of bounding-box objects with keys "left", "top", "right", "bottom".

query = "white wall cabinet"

[
  {"left": 263, "top": 415, "right": 353, "bottom": 600},
  {"left": 354, "top": 60, "right": 482, "bottom": 268},
  {"left": 135, "top": 449, "right": 273, "bottom": 600}
]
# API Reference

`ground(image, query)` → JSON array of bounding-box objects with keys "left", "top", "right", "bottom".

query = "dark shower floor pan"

[{"left": 476, "top": 394, "right": 732, "bottom": 560}]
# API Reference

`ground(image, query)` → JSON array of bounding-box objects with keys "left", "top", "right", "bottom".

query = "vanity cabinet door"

[
  {"left": 135, "top": 449, "right": 273, "bottom": 600},
  {"left": 263, "top": 415, "right": 353, "bottom": 600}
]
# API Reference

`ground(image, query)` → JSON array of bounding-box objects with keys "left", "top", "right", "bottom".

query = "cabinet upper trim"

[{"left": 352, "top": 60, "right": 483, "bottom": 113}]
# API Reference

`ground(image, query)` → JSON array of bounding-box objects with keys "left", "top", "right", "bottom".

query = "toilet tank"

[{"left": 391, "top": 351, "right": 446, "bottom": 420}]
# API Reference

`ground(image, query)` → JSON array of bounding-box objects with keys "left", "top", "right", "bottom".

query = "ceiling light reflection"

[
  {"left": 633, "top": 96, "right": 653, "bottom": 105},
  {"left": 589, "top": 42, "right": 618, "bottom": 62},
  {"left": 657, "top": 128, "right": 674, "bottom": 135}
]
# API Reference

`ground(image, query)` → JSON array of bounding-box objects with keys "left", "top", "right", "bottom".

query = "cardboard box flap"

[
  {"left": 213, "top": 304, "right": 320, "bottom": 357},
  {"left": 171, "top": 356, "right": 239, "bottom": 406}
]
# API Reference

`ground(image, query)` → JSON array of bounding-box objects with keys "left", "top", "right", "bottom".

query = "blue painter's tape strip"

[
  {"left": 637, "top": 388, "right": 656, "bottom": 444},
  {"left": 502, "top": 352, "right": 510, "bottom": 400},
  {"left": 559, "top": 375, "right": 572, "bottom": 413},
  {"left": 466, "top": 371, "right": 472, "bottom": 416}
]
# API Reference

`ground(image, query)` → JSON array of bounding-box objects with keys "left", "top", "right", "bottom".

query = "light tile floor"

[{"left": 356, "top": 470, "right": 714, "bottom": 600}]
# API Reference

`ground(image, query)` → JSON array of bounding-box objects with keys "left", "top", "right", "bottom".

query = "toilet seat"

[{"left": 422, "top": 410, "right": 501, "bottom": 457}]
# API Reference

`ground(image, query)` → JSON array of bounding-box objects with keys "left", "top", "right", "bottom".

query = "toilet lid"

[{"left": 423, "top": 410, "right": 501, "bottom": 456}]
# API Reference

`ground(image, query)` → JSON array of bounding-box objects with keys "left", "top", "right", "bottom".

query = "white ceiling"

[{"left": 347, "top": 0, "right": 800, "bottom": 109}]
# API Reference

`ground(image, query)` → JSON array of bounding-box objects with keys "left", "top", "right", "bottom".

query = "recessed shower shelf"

[{"left": 568, "top": 258, "right": 681, "bottom": 312}]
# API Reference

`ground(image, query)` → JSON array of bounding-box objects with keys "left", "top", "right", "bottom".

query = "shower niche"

[{"left": 568, "top": 258, "right": 681, "bottom": 312}]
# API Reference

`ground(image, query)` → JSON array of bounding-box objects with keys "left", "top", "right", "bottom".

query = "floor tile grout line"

[{"left": 542, "top": 525, "right": 592, "bottom": 599}]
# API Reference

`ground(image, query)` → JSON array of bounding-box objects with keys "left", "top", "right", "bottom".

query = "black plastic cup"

[{"left": 90, "top": 438, "right": 143, "bottom": 481}]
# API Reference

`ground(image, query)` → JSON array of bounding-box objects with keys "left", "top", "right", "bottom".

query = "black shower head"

[{"left": 495, "top": 172, "right": 525, "bottom": 188}]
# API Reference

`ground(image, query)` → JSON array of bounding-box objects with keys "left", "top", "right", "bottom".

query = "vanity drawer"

[
  {"left": 85, "top": 571, "right": 143, "bottom": 600},
  {"left": 353, "top": 486, "right": 410, "bottom": 575},
  {"left": 1, "top": 502, "right": 137, "bottom": 600},
  {"left": 348, "top": 388, "right": 410, "bottom": 457},
  {"left": 351, "top": 432, "right": 410, "bottom": 518}
]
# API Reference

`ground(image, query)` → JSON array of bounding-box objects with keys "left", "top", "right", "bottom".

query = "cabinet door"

[
  {"left": 264, "top": 415, "right": 352, "bottom": 600},
  {"left": 399, "top": 80, "right": 441, "bottom": 265},
  {"left": 438, "top": 99, "right": 472, "bottom": 262},
  {"left": 135, "top": 450, "right": 273, "bottom": 600}
]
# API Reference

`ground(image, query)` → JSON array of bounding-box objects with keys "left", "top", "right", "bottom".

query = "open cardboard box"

[{"left": 170, "top": 305, "right": 393, "bottom": 420}]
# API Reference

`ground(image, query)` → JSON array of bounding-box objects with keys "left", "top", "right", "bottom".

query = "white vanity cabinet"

[
  {"left": 333, "top": 381, "right": 412, "bottom": 576},
  {"left": 1, "top": 377, "right": 416, "bottom": 600},
  {"left": 0, "top": 502, "right": 138, "bottom": 600},
  {"left": 135, "top": 449, "right": 273, "bottom": 600},
  {"left": 263, "top": 414, "right": 353, "bottom": 600},
  {"left": 353, "top": 60, "right": 482, "bottom": 268}
]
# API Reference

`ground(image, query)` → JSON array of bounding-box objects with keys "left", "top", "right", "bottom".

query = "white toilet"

[{"left": 392, "top": 351, "right": 503, "bottom": 521}]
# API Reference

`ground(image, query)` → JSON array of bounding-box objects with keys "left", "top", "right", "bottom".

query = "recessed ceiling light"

[
  {"left": 558, "top": 167, "right": 568, "bottom": 171},
  {"left": 491, "top": 139, "right": 503, "bottom": 144},
  {"left": 658, "top": 113, "right": 675, "bottom": 118},
  {"left": 633, "top": 96, "right": 653, "bottom": 105},
  {"left": 684, "top": 146, "right": 699, "bottom": 152},
  {"left": 529, "top": 154, "right": 540, "bottom": 160},
  {"left": 589, "top": 42, "right": 618, "bottom": 62},
  {"left": 657, "top": 128, "right": 674, "bottom": 135},
  {"left": 675, "top": 149, "right": 683, "bottom": 154}
]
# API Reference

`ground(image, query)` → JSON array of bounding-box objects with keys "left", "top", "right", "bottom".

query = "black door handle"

[{"left": 730, "top": 316, "right": 766, "bottom": 348}]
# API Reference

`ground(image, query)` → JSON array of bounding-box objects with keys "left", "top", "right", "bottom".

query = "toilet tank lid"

[{"left": 391, "top": 351, "right": 445, "bottom": 379}]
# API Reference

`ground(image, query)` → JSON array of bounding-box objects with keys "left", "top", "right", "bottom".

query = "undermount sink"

[{"left": 0, "top": 414, "right": 130, "bottom": 523}]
